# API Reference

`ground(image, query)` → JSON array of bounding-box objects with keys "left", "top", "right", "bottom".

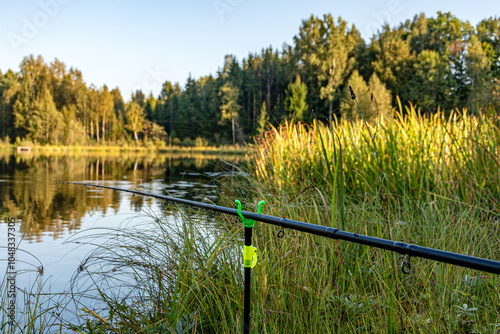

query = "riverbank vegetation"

[
  {"left": 3, "top": 105, "right": 497, "bottom": 333},
  {"left": 77, "top": 106, "right": 499, "bottom": 333},
  {"left": 0, "top": 142, "right": 248, "bottom": 155}
]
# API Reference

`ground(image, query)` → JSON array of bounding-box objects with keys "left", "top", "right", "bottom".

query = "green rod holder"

[{"left": 235, "top": 199, "right": 265, "bottom": 228}]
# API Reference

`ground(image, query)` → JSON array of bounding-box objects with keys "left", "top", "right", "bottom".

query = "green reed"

[
  {"left": 242, "top": 105, "right": 500, "bottom": 332},
  {"left": 5, "top": 105, "right": 499, "bottom": 333},
  {"left": 251, "top": 106, "right": 500, "bottom": 207},
  {"left": 68, "top": 106, "right": 499, "bottom": 333}
]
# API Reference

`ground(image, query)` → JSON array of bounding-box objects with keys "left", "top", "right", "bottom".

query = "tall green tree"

[
  {"left": 477, "top": 17, "right": 500, "bottom": 78},
  {"left": 144, "top": 93, "right": 157, "bottom": 121},
  {"left": 371, "top": 25, "right": 416, "bottom": 104},
  {"left": 87, "top": 86, "right": 102, "bottom": 142},
  {"left": 76, "top": 85, "right": 91, "bottom": 138},
  {"left": 295, "top": 15, "right": 360, "bottom": 122},
  {"left": 131, "top": 90, "right": 146, "bottom": 108},
  {"left": 158, "top": 81, "right": 181, "bottom": 137},
  {"left": 428, "top": 12, "right": 474, "bottom": 108},
  {"left": 256, "top": 101, "right": 269, "bottom": 135},
  {"left": 110, "top": 88, "right": 126, "bottom": 141},
  {"left": 30, "top": 86, "right": 62, "bottom": 143},
  {"left": 368, "top": 73, "right": 393, "bottom": 121},
  {"left": 242, "top": 54, "right": 263, "bottom": 133},
  {"left": 285, "top": 75, "right": 308, "bottom": 121},
  {"left": 465, "top": 34, "right": 494, "bottom": 111},
  {"left": 111, "top": 88, "right": 125, "bottom": 116},
  {"left": 407, "top": 50, "right": 454, "bottom": 112},
  {"left": 13, "top": 55, "right": 50, "bottom": 138},
  {"left": 100, "top": 85, "right": 114, "bottom": 142},
  {"left": 219, "top": 82, "right": 241, "bottom": 144},
  {"left": 62, "top": 105, "right": 86, "bottom": 145},
  {"left": 197, "top": 75, "right": 221, "bottom": 140},
  {"left": 408, "top": 13, "right": 431, "bottom": 54},
  {"left": 0, "top": 70, "right": 19, "bottom": 139}
]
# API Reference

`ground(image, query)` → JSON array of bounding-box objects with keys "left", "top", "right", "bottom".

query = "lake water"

[{"left": 0, "top": 150, "right": 242, "bottom": 327}]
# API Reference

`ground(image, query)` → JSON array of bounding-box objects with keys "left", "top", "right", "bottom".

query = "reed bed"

[
  {"left": 67, "top": 102, "right": 500, "bottom": 332},
  {"left": 2, "top": 105, "right": 500, "bottom": 333},
  {"left": 251, "top": 106, "right": 500, "bottom": 206},
  {"left": 242, "top": 105, "right": 500, "bottom": 332}
]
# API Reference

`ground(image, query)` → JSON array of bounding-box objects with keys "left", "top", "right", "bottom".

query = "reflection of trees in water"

[{"left": 0, "top": 152, "right": 242, "bottom": 241}]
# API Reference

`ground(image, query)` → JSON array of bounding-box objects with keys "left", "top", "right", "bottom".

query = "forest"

[{"left": 0, "top": 12, "right": 499, "bottom": 146}]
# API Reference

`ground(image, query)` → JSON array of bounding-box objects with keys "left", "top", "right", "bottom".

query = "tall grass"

[
  {"left": 65, "top": 207, "right": 245, "bottom": 333},
  {"left": 4, "top": 105, "right": 500, "bottom": 332},
  {"left": 243, "top": 105, "right": 500, "bottom": 332},
  {"left": 66, "top": 101, "right": 500, "bottom": 331},
  {"left": 251, "top": 106, "right": 500, "bottom": 207},
  {"left": 66, "top": 172, "right": 500, "bottom": 333}
]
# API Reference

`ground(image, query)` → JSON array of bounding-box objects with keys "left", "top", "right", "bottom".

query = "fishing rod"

[
  {"left": 60, "top": 181, "right": 500, "bottom": 334},
  {"left": 59, "top": 181, "right": 500, "bottom": 275}
]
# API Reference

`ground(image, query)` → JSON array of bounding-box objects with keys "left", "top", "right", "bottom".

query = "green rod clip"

[{"left": 235, "top": 200, "right": 265, "bottom": 228}]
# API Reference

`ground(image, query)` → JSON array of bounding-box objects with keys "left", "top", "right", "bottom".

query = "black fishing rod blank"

[{"left": 59, "top": 181, "right": 500, "bottom": 275}]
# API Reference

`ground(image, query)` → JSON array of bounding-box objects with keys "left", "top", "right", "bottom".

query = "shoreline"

[{"left": 0, "top": 143, "right": 250, "bottom": 155}]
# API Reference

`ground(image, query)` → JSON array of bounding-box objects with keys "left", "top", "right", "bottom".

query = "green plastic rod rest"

[{"left": 235, "top": 199, "right": 265, "bottom": 228}]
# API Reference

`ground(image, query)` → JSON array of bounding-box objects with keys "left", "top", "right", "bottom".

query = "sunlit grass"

[
  {"left": 2, "top": 105, "right": 500, "bottom": 332},
  {"left": 242, "top": 104, "right": 500, "bottom": 332},
  {"left": 251, "top": 105, "right": 500, "bottom": 207}
]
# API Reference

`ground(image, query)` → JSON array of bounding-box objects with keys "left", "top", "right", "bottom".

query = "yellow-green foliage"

[
  {"left": 252, "top": 106, "right": 500, "bottom": 204},
  {"left": 242, "top": 105, "right": 500, "bottom": 333},
  {"left": 7, "top": 106, "right": 499, "bottom": 333}
]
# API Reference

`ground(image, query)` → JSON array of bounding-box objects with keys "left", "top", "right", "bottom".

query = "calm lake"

[{"left": 0, "top": 150, "right": 242, "bottom": 325}]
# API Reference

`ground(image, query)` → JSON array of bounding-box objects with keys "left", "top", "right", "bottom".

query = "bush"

[
  {"left": 181, "top": 137, "right": 195, "bottom": 147},
  {"left": 0, "top": 135, "right": 11, "bottom": 145},
  {"left": 171, "top": 137, "right": 182, "bottom": 146},
  {"left": 194, "top": 136, "right": 209, "bottom": 147}
]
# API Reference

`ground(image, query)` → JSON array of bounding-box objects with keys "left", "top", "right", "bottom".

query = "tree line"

[{"left": 0, "top": 12, "right": 499, "bottom": 146}]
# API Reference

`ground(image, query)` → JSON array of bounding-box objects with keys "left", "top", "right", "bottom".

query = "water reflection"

[
  {"left": 0, "top": 151, "right": 242, "bottom": 242},
  {"left": 0, "top": 151, "right": 243, "bottom": 328}
]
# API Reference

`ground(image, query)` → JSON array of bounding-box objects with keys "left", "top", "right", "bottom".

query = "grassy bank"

[
  {"left": 0, "top": 143, "right": 249, "bottom": 155},
  {"left": 2, "top": 106, "right": 500, "bottom": 333}
]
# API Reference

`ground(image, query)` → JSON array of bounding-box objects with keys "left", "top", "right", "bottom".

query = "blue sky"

[{"left": 1, "top": 0, "right": 498, "bottom": 99}]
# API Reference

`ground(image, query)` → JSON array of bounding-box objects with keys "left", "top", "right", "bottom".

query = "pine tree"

[
  {"left": 31, "top": 86, "right": 62, "bottom": 143},
  {"left": 285, "top": 75, "right": 308, "bottom": 121},
  {"left": 144, "top": 93, "right": 156, "bottom": 121},
  {"left": 368, "top": 73, "right": 393, "bottom": 121},
  {"left": 256, "top": 102, "right": 269, "bottom": 135}
]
